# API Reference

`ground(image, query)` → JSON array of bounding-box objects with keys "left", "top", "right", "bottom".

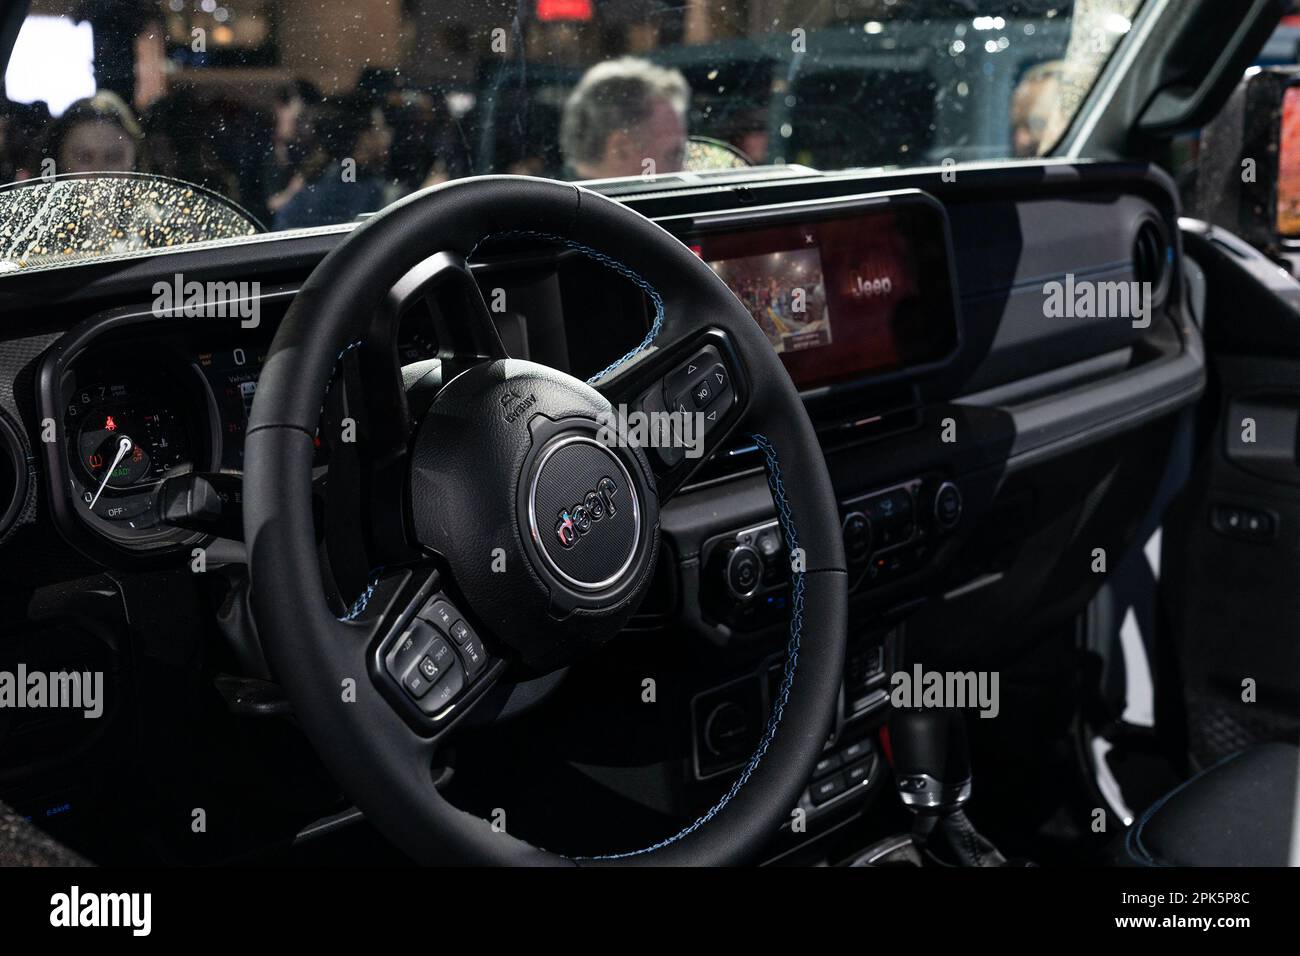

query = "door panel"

[{"left": 1164, "top": 221, "right": 1300, "bottom": 765}]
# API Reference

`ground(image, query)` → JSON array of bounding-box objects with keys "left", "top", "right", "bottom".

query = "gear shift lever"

[
  {"left": 889, "top": 707, "right": 1007, "bottom": 866},
  {"left": 890, "top": 707, "right": 972, "bottom": 811}
]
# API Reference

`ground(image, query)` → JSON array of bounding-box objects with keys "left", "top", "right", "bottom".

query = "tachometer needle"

[{"left": 89, "top": 435, "right": 133, "bottom": 510}]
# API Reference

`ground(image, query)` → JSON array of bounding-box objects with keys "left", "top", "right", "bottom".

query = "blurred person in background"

[
  {"left": 272, "top": 96, "right": 391, "bottom": 230},
  {"left": 0, "top": 100, "right": 51, "bottom": 182},
  {"left": 390, "top": 90, "right": 457, "bottom": 189},
  {"left": 264, "top": 79, "right": 323, "bottom": 217},
  {"left": 559, "top": 56, "right": 689, "bottom": 180},
  {"left": 1011, "top": 60, "right": 1063, "bottom": 158},
  {"left": 42, "top": 91, "right": 142, "bottom": 174},
  {"left": 140, "top": 88, "right": 245, "bottom": 207}
]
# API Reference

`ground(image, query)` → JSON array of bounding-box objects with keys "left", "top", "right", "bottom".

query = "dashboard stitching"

[
  {"left": 466, "top": 229, "right": 664, "bottom": 384},
  {"left": 575, "top": 432, "right": 802, "bottom": 861}
]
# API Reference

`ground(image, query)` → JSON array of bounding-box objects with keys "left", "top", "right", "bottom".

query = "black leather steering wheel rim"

[{"left": 243, "top": 176, "right": 847, "bottom": 865}]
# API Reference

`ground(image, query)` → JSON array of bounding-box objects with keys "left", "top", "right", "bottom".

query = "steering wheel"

[{"left": 243, "top": 176, "right": 847, "bottom": 865}]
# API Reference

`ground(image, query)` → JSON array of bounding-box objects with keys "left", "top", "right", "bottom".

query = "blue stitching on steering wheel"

[
  {"left": 467, "top": 229, "right": 664, "bottom": 384},
  {"left": 339, "top": 568, "right": 384, "bottom": 621},
  {"left": 575, "top": 434, "right": 803, "bottom": 861}
]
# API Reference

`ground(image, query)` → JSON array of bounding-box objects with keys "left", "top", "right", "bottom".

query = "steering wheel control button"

[
  {"left": 458, "top": 633, "right": 487, "bottom": 678},
  {"left": 420, "top": 600, "right": 457, "bottom": 632},
  {"left": 662, "top": 348, "right": 735, "bottom": 434},
  {"left": 389, "top": 620, "right": 437, "bottom": 679},
  {"left": 528, "top": 435, "right": 641, "bottom": 592},
  {"left": 449, "top": 619, "right": 471, "bottom": 646},
  {"left": 700, "top": 366, "right": 734, "bottom": 427},
  {"left": 663, "top": 345, "right": 723, "bottom": 399},
  {"left": 425, "top": 635, "right": 458, "bottom": 677},
  {"left": 377, "top": 588, "right": 496, "bottom": 723},
  {"left": 402, "top": 668, "right": 433, "bottom": 700},
  {"left": 420, "top": 659, "right": 465, "bottom": 715},
  {"left": 691, "top": 377, "right": 713, "bottom": 408},
  {"left": 417, "top": 656, "right": 440, "bottom": 682}
]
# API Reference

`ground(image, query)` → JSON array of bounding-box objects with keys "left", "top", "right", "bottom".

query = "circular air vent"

[
  {"left": 1133, "top": 219, "right": 1169, "bottom": 295},
  {"left": 0, "top": 412, "right": 29, "bottom": 540}
]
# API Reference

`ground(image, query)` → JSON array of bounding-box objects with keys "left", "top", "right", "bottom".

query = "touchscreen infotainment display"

[{"left": 689, "top": 198, "right": 960, "bottom": 391}]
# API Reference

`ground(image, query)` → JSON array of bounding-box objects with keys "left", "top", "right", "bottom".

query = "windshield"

[{"left": 0, "top": 0, "right": 1141, "bottom": 263}]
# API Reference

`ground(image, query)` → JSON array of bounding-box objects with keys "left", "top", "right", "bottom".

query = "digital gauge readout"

[{"left": 198, "top": 347, "right": 264, "bottom": 472}]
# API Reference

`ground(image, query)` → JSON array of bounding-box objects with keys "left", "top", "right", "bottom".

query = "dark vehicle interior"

[{"left": 0, "top": 0, "right": 1297, "bottom": 869}]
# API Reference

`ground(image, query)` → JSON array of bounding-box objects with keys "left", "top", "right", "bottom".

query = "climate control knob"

[
  {"left": 720, "top": 543, "right": 763, "bottom": 600},
  {"left": 932, "top": 481, "right": 963, "bottom": 531}
]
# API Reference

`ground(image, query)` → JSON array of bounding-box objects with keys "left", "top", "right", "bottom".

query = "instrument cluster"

[
  {"left": 59, "top": 347, "right": 214, "bottom": 546},
  {"left": 45, "top": 315, "right": 440, "bottom": 555}
]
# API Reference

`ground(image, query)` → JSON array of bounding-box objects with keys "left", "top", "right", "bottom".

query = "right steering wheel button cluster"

[
  {"left": 664, "top": 345, "right": 734, "bottom": 422},
  {"left": 653, "top": 345, "right": 736, "bottom": 470}
]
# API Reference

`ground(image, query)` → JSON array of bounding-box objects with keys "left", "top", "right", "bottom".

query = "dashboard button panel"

[
  {"left": 933, "top": 481, "right": 963, "bottom": 530},
  {"left": 701, "top": 475, "right": 964, "bottom": 632}
]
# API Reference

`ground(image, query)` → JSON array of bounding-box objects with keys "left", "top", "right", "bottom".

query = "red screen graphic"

[
  {"left": 537, "top": 0, "right": 593, "bottom": 22},
  {"left": 695, "top": 205, "right": 956, "bottom": 390},
  {"left": 1279, "top": 86, "right": 1300, "bottom": 237}
]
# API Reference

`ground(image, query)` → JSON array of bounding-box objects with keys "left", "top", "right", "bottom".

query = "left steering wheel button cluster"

[{"left": 383, "top": 594, "right": 490, "bottom": 717}]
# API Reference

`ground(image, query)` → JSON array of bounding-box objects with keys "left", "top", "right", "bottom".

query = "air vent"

[
  {"left": 1133, "top": 219, "right": 1169, "bottom": 294},
  {"left": 0, "top": 413, "right": 28, "bottom": 540}
]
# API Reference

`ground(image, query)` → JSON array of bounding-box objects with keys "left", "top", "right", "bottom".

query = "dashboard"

[
  {"left": 35, "top": 189, "right": 973, "bottom": 560},
  {"left": 0, "top": 159, "right": 1207, "bottom": 862},
  {"left": 0, "top": 161, "right": 1198, "bottom": 614},
  {"left": 15, "top": 162, "right": 1197, "bottom": 591}
]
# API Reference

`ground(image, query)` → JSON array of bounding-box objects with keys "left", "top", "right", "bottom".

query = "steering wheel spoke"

[
  {"left": 319, "top": 250, "right": 510, "bottom": 577},
  {"left": 388, "top": 250, "right": 508, "bottom": 378},
  {"left": 593, "top": 325, "right": 752, "bottom": 503},
  {"left": 316, "top": 337, "right": 417, "bottom": 581}
]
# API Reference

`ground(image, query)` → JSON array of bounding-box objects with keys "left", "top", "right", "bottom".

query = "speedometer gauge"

[
  {"left": 73, "top": 399, "right": 190, "bottom": 489},
  {"left": 62, "top": 371, "right": 200, "bottom": 528}
]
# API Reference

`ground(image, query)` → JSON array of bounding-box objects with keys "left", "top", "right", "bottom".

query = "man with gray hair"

[{"left": 560, "top": 56, "right": 690, "bottom": 181}]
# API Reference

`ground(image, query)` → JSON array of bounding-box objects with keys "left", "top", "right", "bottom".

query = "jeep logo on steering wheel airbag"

[{"left": 555, "top": 476, "right": 618, "bottom": 549}]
